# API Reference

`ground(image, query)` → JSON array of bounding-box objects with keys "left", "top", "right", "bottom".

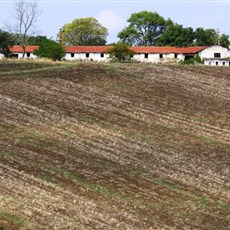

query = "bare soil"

[{"left": 0, "top": 61, "right": 229, "bottom": 229}]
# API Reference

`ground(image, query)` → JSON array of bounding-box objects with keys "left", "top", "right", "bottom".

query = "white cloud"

[{"left": 97, "top": 9, "right": 127, "bottom": 43}]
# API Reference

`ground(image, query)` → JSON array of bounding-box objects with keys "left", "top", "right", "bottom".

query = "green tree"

[
  {"left": 156, "top": 21, "right": 195, "bottom": 47},
  {"left": 8, "top": 34, "right": 49, "bottom": 46},
  {"left": 194, "top": 28, "right": 218, "bottom": 46},
  {"left": 34, "top": 39, "right": 65, "bottom": 61},
  {"left": 27, "top": 35, "right": 49, "bottom": 45},
  {"left": 118, "top": 11, "right": 167, "bottom": 46},
  {"left": 59, "top": 17, "right": 108, "bottom": 46},
  {"left": 108, "top": 43, "right": 135, "bottom": 62},
  {"left": 219, "top": 34, "right": 229, "bottom": 48},
  {"left": 0, "top": 29, "right": 14, "bottom": 57}
]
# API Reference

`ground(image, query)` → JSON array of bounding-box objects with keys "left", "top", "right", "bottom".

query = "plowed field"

[{"left": 0, "top": 61, "right": 229, "bottom": 229}]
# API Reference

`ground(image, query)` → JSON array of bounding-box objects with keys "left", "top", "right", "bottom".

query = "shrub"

[
  {"left": 182, "top": 55, "right": 203, "bottom": 65},
  {"left": 107, "top": 43, "right": 135, "bottom": 62},
  {"left": 34, "top": 39, "right": 65, "bottom": 61}
]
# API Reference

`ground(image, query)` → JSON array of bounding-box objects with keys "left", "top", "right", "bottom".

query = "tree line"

[
  {"left": 117, "top": 11, "right": 229, "bottom": 48},
  {"left": 58, "top": 11, "right": 229, "bottom": 48},
  {"left": 0, "top": 1, "right": 229, "bottom": 61}
]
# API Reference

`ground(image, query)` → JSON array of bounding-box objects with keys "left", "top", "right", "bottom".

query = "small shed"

[{"left": 9, "top": 45, "right": 39, "bottom": 59}]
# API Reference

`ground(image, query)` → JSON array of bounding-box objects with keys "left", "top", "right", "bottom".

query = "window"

[
  {"left": 86, "top": 53, "right": 90, "bottom": 58},
  {"left": 130, "top": 54, "right": 133, "bottom": 58},
  {"left": 159, "top": 54, "right": 163, "bottom": 58},
  {"left": 144, "top": 53, "right": 148, "bottom": 59},
  {"left": 12, "top": 54, "right": 18, "bottom": 58},
  {"left": 71, "top": 53, "right": 74, "bottom": 57},
  {"left": 100, "top": 53, "right": 104, "bottom": 58},
  {"left": 174, "top": 54, "right": 178, "bottom": 58},
  {"left": 214, "top": 53, "right": 221, "bottom": 58},
  {"left": 27, "top": 53, "right": 30, "bottom": 57}
]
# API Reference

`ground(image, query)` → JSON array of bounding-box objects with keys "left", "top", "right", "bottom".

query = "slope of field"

[{"left": 0, "top": 60, "right": 229, "bottom": 229}]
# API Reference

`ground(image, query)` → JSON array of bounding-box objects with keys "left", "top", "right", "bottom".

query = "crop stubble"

[{"left": 0, "top": 61, "right": 229, "bottom": 229}]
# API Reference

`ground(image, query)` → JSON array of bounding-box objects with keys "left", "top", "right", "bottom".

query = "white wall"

[
  {"left": 65, "top": 52, "right": 110, "bottom": 62},
  {"left": 12, "top": 52, "right": 37, "bottom": 59},
  {"left": 132, "top": 53, "right": 185, "bottom": 63},
  {"left": 65, "top": 52, "right": 185, "bottom": 63},
  {"left": 204, "top": 59, "right": 230, "bottom": 66},
  {"left": 200, "top": 45, "right": 230, "bottom": 60},
  {"left": 0, "top": 53, "right": 4, "bottom": 59}
]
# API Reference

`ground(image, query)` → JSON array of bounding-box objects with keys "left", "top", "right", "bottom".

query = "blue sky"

[{"left": 0, "top": 1, "right": 230, "bottom": 44}]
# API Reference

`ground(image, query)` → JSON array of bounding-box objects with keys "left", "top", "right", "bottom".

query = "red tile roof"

[
  {"left": 130, "top": 46, "right": 207, "bottom": 54},
  {"left": 9, "top": 45, "right": 207, "bottom": 55},
  {"left": 65, "top": 46, "right": 207, "bottom": 54},
  {"left": 10, "top": 45, "right": 39, "bottom": 53},
  {"left": 65, "top": 46, "right": 113, "bottom": 53}
]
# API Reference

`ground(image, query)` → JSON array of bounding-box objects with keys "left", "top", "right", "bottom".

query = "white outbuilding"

[
  {"left": 9, "top": 45, "right": 39, "bottom": 59},
  {"left": 65, "top": 46, "right": 112, "bottom": 62},
  {"left": 130, "top": 46, "right": 207, "bottom": 63},
  {"left": 203, "top": 58, "right": 230, "bottom": 66},
  {"left": 199, "top": 45, "right": 230, "bottom": 66}
]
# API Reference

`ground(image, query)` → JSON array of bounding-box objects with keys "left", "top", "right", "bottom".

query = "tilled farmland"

[{"left": 0, "top": 61, "right": 229, "bottom": 229}]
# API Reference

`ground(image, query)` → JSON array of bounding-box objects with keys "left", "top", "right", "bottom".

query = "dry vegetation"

[{"left": 0, "top": 60, "right": 229, "bottom": 229}]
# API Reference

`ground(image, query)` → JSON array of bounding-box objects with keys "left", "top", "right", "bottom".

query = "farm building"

[
  {"left": 65, "top": 46, "right": 207, "bottom": 63},
  {"left": 204, "top": 58, "right": 230, "bottom": 66},
  {"left": 65, "top": 46, "right": 112, "bottom": 62},
  {"left": 7, "top": 44, "right": 230, "bottom": 65},
  {"left": 199, "top": 45, "right": 230, "bottom": 66},
  {"left": 130, "top": 46, "right": 207, "bottom": 63},
  {"left": 9, "top": 45, "right": 39, "bottom": 59}
]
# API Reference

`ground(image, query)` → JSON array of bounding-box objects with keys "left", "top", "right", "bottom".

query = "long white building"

[
  {"left": 129, "top": 46, "right": 207, "bottom": 63},
  {"left": 65, "top": 46, "right": 208, "bottom": 63},
  {"left": 3, "top": 44, "right": 230, "bottom": 66}
]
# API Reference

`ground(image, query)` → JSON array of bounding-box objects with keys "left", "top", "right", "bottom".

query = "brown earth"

[{"left": 0, "top": 61, "right": 229, "bottom": 229}]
